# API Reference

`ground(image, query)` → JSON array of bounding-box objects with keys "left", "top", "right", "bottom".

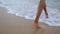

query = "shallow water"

[{"left": 0, "top": 0, "right": 60, "bottom": 26}]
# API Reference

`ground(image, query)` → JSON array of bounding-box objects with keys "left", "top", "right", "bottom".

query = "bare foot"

[
  {"left": 33, "top": 22, "right": 41, "bottom": 29},
  {"left": 46, "top": 15, "right": 49, "bottom": 18}
]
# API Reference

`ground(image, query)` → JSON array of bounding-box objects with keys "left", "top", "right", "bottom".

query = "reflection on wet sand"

[
  {"left": 40, "top": 29, "right": 46, "bottom": 34},
  {"left": 32, "top": 28, "right": 39, "bottom": 34},
  {"left": 32, "top": 28, "right": 46, "bottom": 34}
]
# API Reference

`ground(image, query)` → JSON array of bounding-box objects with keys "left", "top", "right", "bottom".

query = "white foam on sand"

[{"left": 0, "top": 0, "right": 60, "bottom": 26}]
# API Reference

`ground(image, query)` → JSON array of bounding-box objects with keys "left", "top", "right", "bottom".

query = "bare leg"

[
  {"left": 34, "top": 0, "right": 44, "bottom": 29},
  {"left": 44, "top": 2, "right": 48, "bottom": 18}
]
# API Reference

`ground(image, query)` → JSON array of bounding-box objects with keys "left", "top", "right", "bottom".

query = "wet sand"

[{"left": 0, "top": 6, "right": 60, "bottom": 34}]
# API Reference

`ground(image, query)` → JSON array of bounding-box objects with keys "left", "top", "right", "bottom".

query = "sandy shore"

[{"left": 0, "top": 6, "right": 60, "bottom": 34}]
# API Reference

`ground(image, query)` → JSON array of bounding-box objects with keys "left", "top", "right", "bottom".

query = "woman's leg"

[
  {"left": 44, "top": 2, "right": 48, "bottom": 18},
  {"left": 34, "top": 3, "right": 43, "bottom": 24},
  {"left": 34, "top": 0, "right": 44, "bottom": 28}
]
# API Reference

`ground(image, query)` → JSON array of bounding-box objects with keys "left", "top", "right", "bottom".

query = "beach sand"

[{"left": 0, "top": 6, "right": 60, "bottom": 34}]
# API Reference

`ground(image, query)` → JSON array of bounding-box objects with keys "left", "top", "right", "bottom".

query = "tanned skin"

[{"left": 34, "top": 0, "right": 48, "bottom": 29}]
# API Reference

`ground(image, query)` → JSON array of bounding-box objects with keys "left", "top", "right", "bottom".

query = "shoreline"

[
  {"left": 0, "top": 4, "right": 60, "bottom": 26},
  {"left": 0, "top": 6, "right": 60, "bottom": 34}
]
